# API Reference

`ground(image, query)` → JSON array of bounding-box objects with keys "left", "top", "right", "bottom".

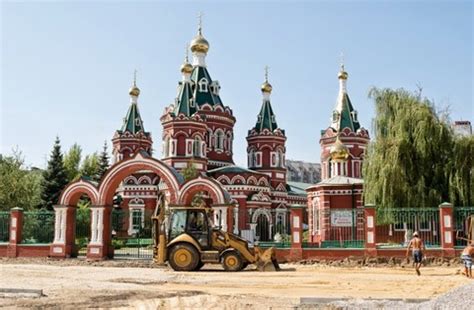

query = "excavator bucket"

[{"left": 254, "top": 246, "right": 281, "bottom": 271}]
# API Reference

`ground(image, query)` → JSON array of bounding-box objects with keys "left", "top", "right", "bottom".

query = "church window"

[
  {"left": 198, "top": 78, "right": 208, "bottom": 92},
  {"left": 271, "top": 115, "right": 276, "bottom": 123},
  {"left": 163, "top": 136, "right": 170, "bottom": 157},
  {"left": 215, "top": 130, "right": 224, "bottom": 150},
  {"left": 190, "top": 98, "right": 195, "bottom": 107},
  {"left": 193, "top": 137, "right": 201, "bottom": 157},
  {"left": 248, "top": 149, "right": 255, "bottom": 167},
  {"left": 351, "top": 111, "right": 358, "bottom": 122},
  {"left": 132, "top": 209, "right": 143, "bottom": 231},
  {"left": 135, "top": 118, "right": 141, "bottom": 127},
  {"left": 332, "top": 111, "right": 340, "bottom": 122}
]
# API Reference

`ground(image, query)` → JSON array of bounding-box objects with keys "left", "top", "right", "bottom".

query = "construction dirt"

[{"left": 0, "top": 258, "right": 471, "bottom": 309}]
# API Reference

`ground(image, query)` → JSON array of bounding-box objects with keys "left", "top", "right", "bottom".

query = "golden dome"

[
  {"left": 338, "top": 70, "right": 348, "bottom": 80},
  {"left": 181, "top": 62, "right": 193, "bottom": 74},
  {"left": 330, "top": 135, "right": 349, "bottom": 160},
  {"left": 129, "top": 84, "right": 140, "bottom": 97},
  {"left": 261, "top": 81, "right": 273, "bottom": 93},
  {"left": 190, "top": 34, "right": 209, "bottom": 54}
]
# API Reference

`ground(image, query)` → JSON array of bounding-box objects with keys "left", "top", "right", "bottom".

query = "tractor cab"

[{"left": 168, "top": 208, "right": 212, "bottom": 249}]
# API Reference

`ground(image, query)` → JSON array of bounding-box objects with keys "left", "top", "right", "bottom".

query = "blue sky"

[{"left": 1, "top": 1, "right": 472, "bottom": 168}]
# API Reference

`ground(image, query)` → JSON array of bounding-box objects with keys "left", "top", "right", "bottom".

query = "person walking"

[
  {"left": 406, "top": 231, "right": 425, "bottom": 276},
  {"left": 460, "top": 243, "right": 474, "bottom": 278}
]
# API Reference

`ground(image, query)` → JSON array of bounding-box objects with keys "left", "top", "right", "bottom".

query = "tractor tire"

[
  {"left": 194, "top": 261, "right": 205, "bottom": 271},
  {"left": 222, "top": 251, "right": 243, "bottom": 271},
  {"left": 168, "top": 244, "right": 199, "bottom": 272}
]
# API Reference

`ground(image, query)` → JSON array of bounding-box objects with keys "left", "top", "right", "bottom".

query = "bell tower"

[{"left": 246, "top": 68, "right": 287, "bottom": 191}]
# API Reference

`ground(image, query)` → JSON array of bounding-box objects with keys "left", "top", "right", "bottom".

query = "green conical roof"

[
  {"left": 174, "top": 81, "right": 197, "bottom": 116},
  {"left": 190, "top": 66, "right": 223, "bottom": 107},
  {"left": 254, "top": 99, "right": 278, "bottom": 133},
  {"left": 120, "top": 102, "right": 146, "bottom": 134},
  {"left": 331, "top": 92, "right": 360, "bottom": 132}
]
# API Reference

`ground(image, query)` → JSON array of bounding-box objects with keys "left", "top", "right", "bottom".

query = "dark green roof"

[
  {"left": 120, "top": 102, "right": 147, "bottom": 134},
  {"left": 286, "top": 181, "right": 312, "bottom": 196},
  {"left": 207, "top": 165, "right": 268, "bottom": 176},
  {"left": 191, "top": 66, "right": 223, "bottom": 107},
  {"left": 254, "top": 99, "right": 278, "bottom": 133},
  {"left": 332, "top": 93, "right": 360, "bottom": 132},
  {"left": 174, "top": 81, "right": 197, "bottom": 116}
]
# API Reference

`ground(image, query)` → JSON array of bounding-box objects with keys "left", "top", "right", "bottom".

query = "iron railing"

[
  {"left": 375, "top": 208, "right": 440, "bottom": 248},
  {"left": 21, "top": 210, "right": 55, "bottom": 244},
  {"left": 453, "top": 206, "right": 474, "bottom": 247},
  {"left": 0, "top": 211, "right": 9, "bottom": 243}
]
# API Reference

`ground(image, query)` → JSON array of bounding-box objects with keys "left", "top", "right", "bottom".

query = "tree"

[
  {"left": 448, "top": 135, "right": 474, "bottom": 206},
  {"left": 363, "top": 88, "right": 454, "bottom": 214},
  {"left": 98, "top": 141, "right": 110, "bottom": 181},
  {"left": 182, "top": 160, "right": 198, "bottom": 181},
  {"left": 41, "top": 137, "right": 69, "bottom": 210},
  {"left": 63, "top": 143, "right": 82, "bottom": 182},
  {"left": 0, "top": 150, "right": 42, "bottom": 211},
  {"left": 80, "top": 153, "right": 100, "bottom": 182}
]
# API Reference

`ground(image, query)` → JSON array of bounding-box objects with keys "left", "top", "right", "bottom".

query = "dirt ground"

[{"left": 0, "top": 258, "right": 471, "bottom": 309}]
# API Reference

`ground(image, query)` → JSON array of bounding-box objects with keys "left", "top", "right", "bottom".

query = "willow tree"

[
  {"left": 363, "top": 88, "right": 454, "bottom": 210},
  {"left": 448, "top": 135, "right": 474, "bottom": 206}
]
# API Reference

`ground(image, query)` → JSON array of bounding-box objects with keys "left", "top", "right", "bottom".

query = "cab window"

[{"left": 169, "top": 210, "right": 186, "bottom": 239}]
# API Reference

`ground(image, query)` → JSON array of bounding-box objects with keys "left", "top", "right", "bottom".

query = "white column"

[
  {"left": 53, "top": 206, "right": 67, "bottom": 244},
  {"left": 233, "top": 207, "right": 239, "bottom": 235},
  {"left": 90, "top": 206, "right": 104, "bottom": 245}
]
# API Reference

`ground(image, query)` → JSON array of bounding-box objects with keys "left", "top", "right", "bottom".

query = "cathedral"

[{"left": 109, "top": 20, "right": 368, "bottom": 243}]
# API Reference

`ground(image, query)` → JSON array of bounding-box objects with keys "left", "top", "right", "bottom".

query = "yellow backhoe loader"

[{"left": 152, "top": 195, "right": 280, "bottom": 272}]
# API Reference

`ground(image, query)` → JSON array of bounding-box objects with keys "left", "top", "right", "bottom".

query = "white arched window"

[
  {"left": 198, "top": 78, "right": 208, "bottom": 92},
  {"left": 163, "top": 136, "right": 170, "bottom": 158},
  {"left": 215, "top": 130, "right": 224, "bottom": 151},
  {"left": 193, "top": 137, "right": 201, "bottom": 157},
  {"left": 248, "top": 149, "right": 255, "bottom": 167}
]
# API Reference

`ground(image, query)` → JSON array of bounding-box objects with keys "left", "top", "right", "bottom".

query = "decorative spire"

[
  {"left": 338, "top": 52, "right": 348, "bottom": 82},
  {"left": 190, "top": 12, "right": 209, "bottom": 66},
  {"left": 180, "top": 44, "right": 193, "bottom": 77},
  {"left": 129, "top": 69, "right": 140, "bottom": 98},
  {"left": 261, "top": 65, "right": 273, "bottom": 96}
]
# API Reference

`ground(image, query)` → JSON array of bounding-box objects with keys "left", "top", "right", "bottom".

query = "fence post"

[
  {"left": 289, "top": 205, "right": 304, "bottom": 261},
  {"left": 439, "top": 202, "right": 455, "bottom": 257},
  {"left": 50, "top": 205, "right": 76, "bottom": 258},
  {"left": 364, "top": 204, "right": 377, "bottom": 257},
  {"left": 7, "top": 208, "right": 23, "bottom": 257}
]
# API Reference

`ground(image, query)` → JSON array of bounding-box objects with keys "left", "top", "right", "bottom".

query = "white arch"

[
  {"left": 252, "top": 208, "right": 272, "bottom": 224},
  {"left": 216, "top": 175, "right": 231, "bottom": 184},
  {"left": 138, "top": 175, "right": 152, "bottom": 185},
  {"left": 247, "top": 176, "right": 258, "bottom": 185},
  {"left": 59, "top": 179, "right": 100, "bottom": 205},
  {"left": 124, "top": 176, "right": 138, "bottom": 185},
  {"left": 258, "top": 177, "right": 269, "bottom": 186}
]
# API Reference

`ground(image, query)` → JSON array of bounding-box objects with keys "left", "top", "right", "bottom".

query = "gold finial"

[
  {"left": 261, "top": 65, "right": 272, "bottom": 94},
  {"left": 129, "top": 69, "right": 140, "bottom": 97},
  {"left": 338, "top": 52, "right": 348, "bottom": 80},
  {"left": 330, "top": 134, "right": 349, "bottom": 160}
]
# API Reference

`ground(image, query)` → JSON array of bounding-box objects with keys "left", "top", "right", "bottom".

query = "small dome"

[
  {"left": 181, "top": 62, "right": 193, "bottom": 74},
  {"left": 261, "top": 81, "right": 272, "bottom": 93},
  {"left": 330, "top": 136, "right": 349, "bottom": 160},
  {"left": 338, "top": 69, "right": 348, "bottom": 80},
  {"left": 190, "top": 34, "right": 209, "bottom": 54},
  {"left": 129, "top": 84, "right": 140, "bottom": 97}
]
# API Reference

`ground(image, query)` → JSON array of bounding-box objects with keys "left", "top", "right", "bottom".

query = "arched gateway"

[{"left": 50, "top": 152, "right": 233, "bottom": 259}]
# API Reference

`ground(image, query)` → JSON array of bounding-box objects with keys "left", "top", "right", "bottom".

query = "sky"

[{"left": 1, "top": 0, "right": 473, "bottom": 169}]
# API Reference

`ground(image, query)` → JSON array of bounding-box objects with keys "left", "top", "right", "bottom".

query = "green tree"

[
  {"left": 81, "top": 153, "right": 100, "bottom": 182},
  {"left": 182, "top": 160, "right": 199, "bottom": 181},
  {"left": 63, "top": 143, "right": 82, "bottom": 182},
  {"left": 448, "top": 135, "right": 474, "bottom": 206},
  {"left": 97, "top": 141, "right": 110, "bottom": 181},
  {"left": 41, "top": 137, "right": 69, "bottom": 210},
  {"left": 0, "top": 150, "right": 42, "bottom": 211},
  {"left": 363, "top": 88, "right": 454, "bottom": 214}
]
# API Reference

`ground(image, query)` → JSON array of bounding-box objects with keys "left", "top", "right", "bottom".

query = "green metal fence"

[
  {"left": 376, "top": 208, "right": 440, "bottom": 248},
  {"left": 21, "top": 210, "right": 55, "bottom": 244},
  {"left": 0, "top": 212, "right": 9, "bottom": 243},
  {"left": 112, "top": 208, "right": 154, "bottom": 259},
  {"left": 258, "top": 241, "right": 291, "bottom": 248},
  {"left": 453, "top": 206, "right": 474, "bottom": 247}
]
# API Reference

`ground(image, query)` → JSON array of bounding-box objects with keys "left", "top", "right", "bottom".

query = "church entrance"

[{"left": 255, "top": 214, "right": 270, "bottom": 242}]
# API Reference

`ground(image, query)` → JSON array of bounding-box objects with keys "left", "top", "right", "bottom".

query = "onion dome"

[
  {"left": 129, "top": 84, "right": 140, "bottom": 97},
  {"left": 261, "top": 81, "right": 272, "bottom": 93},
  {"left": 338, "top": 64, "right": 348, "bottom": 80},
  {"left": 190, "top": 35, "right": 209, "bottom": 54},
  {"left": 330, "top": 135, "right": 349, "bottom": 160},
  {"left": 181, "top": 61, "right": 193, "bottom": 74}
]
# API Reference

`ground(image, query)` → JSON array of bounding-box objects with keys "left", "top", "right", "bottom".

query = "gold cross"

[
  {"left": 340, "top": 52, "right": 345, "bottom": 70},
  {"left": 133, "top": 69, "right": 137, "bottom": 86},
  {"left": 197, "top": 12, "right": 204, "bottom": 34},
  {"left": 264, "top": 65, "right": 269, "bottom": 82}
]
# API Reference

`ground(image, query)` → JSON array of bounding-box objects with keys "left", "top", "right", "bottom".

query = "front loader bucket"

[{"left": 255, "top": 247, "right": 281, "bottom": 271}]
